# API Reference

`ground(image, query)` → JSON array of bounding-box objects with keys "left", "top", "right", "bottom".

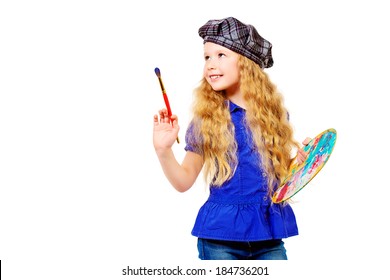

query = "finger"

[
  {"left": 153, "top": 114, "right": 159, "bottom": 126},
  {"left": 299, "top": 148, "right": 308, "bottom": 158},
  {"left": 171, "top": 114, "right": 178, "bottom": 124},
  {"left": 302, "top": 137, "right": 312, "bottom": 145},
  {"left": 158, "top": 109, "right": 164, "bottom": 119},
  {"left": 158, "top": 109, "right": 169, "bottom": 123},
  {"left": 298, "top": 149, "right": 308, "bottom": 164},
  {"left": 296, "top": 154, "right": 304, "bottom": 165},
  {"left": 159, "top": 108, "right": 168, "bottom": 116}
]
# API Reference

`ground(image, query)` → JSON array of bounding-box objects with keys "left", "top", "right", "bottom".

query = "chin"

[{"left": 211, "top": 85, "right": 225, "bottom": 92}]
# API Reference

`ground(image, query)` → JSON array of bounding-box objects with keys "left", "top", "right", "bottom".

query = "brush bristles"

[{"left": 154, "top": 67, "right": 161, "bottom": 78}]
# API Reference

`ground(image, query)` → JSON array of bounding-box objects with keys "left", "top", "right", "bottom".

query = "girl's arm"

[
  {"left": 155, "top": 149, "right": 203, "bottom": 192},
  {"left": 153, "top": 109, "right": 204, "bottom": 192}
]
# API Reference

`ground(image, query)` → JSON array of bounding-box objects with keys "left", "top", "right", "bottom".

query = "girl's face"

[{"left": 203, "top": 42, "right": 240, "bottom": 96}]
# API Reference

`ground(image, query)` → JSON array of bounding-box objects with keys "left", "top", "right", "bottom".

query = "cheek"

[
  {"left": 231, "top": 68, "right": 240, "bottom": 83},
  {"left": 203, "top": 69, "right": 211, "bottom": 84},
  {"left": 203, "top": 66, "right": 208, "bottom": 78}
]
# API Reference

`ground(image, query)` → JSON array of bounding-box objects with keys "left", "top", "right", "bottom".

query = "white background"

[{"left": 1, "top": 0, "right": 389, "bottom": 279}]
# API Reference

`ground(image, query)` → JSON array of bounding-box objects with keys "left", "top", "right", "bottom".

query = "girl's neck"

[{"left": 227, "top": 93, "right": 246, "bottom": 110}]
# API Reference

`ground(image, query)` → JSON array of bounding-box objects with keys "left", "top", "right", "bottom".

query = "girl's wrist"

[{"left": 155, "top": 146, "right": 173, "bottom": 158}]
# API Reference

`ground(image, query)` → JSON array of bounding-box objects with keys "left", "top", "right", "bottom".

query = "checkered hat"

[{"left": 198, "top": 17, "right": 273, "bottom": 68}]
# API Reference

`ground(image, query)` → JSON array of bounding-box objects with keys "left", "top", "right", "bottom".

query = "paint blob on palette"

[{"left": 272, "top": 128, "right": 337, "bottom": 203}]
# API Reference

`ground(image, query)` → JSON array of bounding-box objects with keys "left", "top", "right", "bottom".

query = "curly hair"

[{"left": 190, "top": 55, "right": 299, "bottom": 194}]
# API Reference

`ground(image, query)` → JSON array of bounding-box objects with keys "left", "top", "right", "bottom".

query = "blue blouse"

[{"left": 184, "top": 101, "right": 298, "bottom": 241}]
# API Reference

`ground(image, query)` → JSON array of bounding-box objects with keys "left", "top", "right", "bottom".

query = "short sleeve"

[{"left": 184, "top": 120, "right": 203, "bottom": 155}]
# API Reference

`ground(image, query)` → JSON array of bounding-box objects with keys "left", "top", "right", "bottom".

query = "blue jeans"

[{"left": 197, "top": 238, "right": 287, "bottom": 260}]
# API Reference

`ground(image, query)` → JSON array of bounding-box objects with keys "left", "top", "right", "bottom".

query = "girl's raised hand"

[{"left": 153, "top": 109, "right": 180, "bottom": 151}]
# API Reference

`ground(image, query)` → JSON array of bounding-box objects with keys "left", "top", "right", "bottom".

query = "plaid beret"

[{"left": 198, "top": 17, "right": 273, "bottom": 68}]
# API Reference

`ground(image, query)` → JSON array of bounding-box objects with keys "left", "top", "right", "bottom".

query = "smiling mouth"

[{"left": 209, "top": 75, "right": 222, "bottom": 80}]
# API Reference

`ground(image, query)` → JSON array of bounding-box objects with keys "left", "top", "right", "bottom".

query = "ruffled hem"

[{"left": 191, "top": 200, "right": 298, "bottom": 242}]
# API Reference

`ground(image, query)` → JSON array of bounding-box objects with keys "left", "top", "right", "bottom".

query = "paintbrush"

[{"left": 154, "top": 67, "right": 179, "bottom": 143}]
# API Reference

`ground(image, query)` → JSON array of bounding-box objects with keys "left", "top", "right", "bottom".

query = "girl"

[{"left": 153, "top": 17, "right": 309, "bottom": 260}]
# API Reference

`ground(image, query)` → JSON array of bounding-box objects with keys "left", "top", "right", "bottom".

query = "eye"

[
  {"left": 218, "top": 53, "right": 226, "bottom": 58},
  {"left": 204, "top": 55, "right": 210, "bottom": 61}
]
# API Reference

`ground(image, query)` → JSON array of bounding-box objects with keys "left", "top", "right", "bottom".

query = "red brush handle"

[
  {"left": 162, "top": 92, "right": 179, "bottom": 143},
  {"left": 163, "top": 93, "right": 172, "bottom": 117}
]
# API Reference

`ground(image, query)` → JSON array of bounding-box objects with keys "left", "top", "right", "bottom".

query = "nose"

[{"left": 206, "top": 60, "right": 216, "bottom": 70}]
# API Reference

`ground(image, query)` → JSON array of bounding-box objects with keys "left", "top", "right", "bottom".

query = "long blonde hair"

[{"left": 189, "top": 55, "right": 299, "bottom": 194}]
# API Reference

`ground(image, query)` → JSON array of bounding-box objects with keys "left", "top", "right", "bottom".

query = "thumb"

[{"left": 302, "top": 137, "right": 312, "bottom": 146}]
